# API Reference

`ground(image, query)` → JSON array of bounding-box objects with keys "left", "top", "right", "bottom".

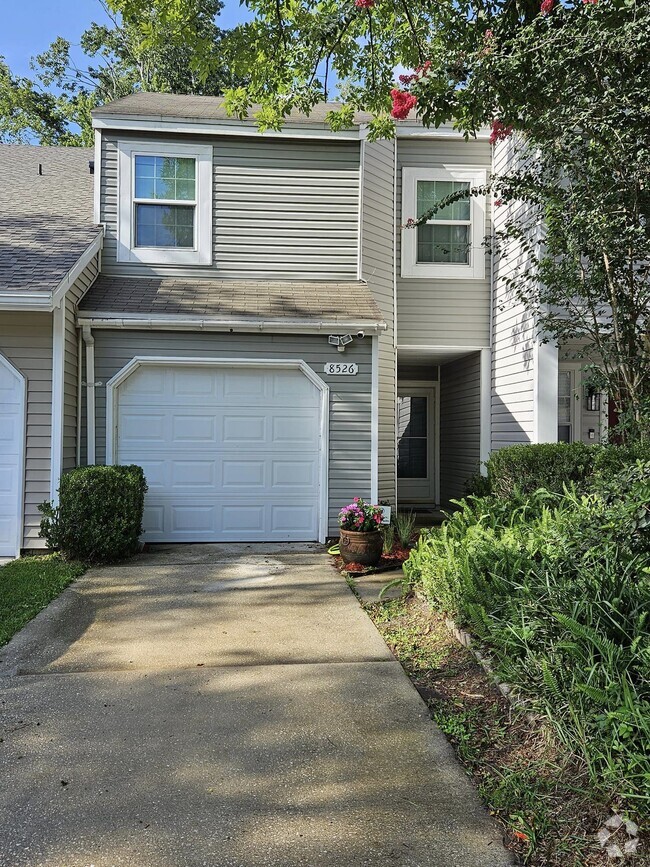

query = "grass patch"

[
  {"left": 0, "top": 555, "right": 86, "bottom": 646},
  {"left": 365, "top": 594, "right": 645, "bottom": 866}
]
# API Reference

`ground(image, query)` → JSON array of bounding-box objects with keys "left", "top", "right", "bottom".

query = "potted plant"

[{"left": 338, "top": 498, "right": 384, "bottom": 566}]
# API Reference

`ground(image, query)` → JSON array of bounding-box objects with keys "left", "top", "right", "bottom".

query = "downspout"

[
  {"left": 82, "top": 325, "right": 96, "bottom": 465},
  {"left": 76, "top": 329, "right": 83, "bottom": 466}
]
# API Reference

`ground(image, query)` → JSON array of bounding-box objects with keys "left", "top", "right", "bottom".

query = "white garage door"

[
  {"left": 115, "top": 363, "right": 323, "bottom": 542},
  {"left": 0, "top": 356, "right": 25, "bottom": 557}
]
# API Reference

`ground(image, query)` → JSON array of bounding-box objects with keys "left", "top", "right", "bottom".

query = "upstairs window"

[
  {"left": 134, "top": 156, "right": 196, "bottom": 249},
  {"left": 401, "top": 167, "right": 486, "bottom": 279},
  {"left": 117, "top": 141, "right": 212, "bottom": 265}
]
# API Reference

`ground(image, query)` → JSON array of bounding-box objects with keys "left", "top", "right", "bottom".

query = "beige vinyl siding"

[
  {"left": 62, "top": 255, "right": 100, "bottom": 472},
  {"left": 396, "top": 138, "right": 491, "bottom": 347},
  {"left": 83, "top": 330, "right": 372, "bottom": 535},
  {"left": 0, "top": 313, "right": 52, "bottom": 549},
  {"left": 439, "top": 352, "right": 481, "bottom": 503},
  {"left": 491, "top": 136, "right": 537, "bottom": 448},
  {"left": 361, "top": 139, "right": 396, "bottom": 504},
  {"left": 100, "top": 133, "right": 360, "bottom": 281}
]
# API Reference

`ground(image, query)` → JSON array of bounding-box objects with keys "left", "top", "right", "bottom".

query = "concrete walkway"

[{"left": 0, "top": 544, "right": 513, "bottom": 867}]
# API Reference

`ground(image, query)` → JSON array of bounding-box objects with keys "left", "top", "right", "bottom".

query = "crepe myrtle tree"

[{"left": 109, "top": 0, "right": 650, "bottom": 435}]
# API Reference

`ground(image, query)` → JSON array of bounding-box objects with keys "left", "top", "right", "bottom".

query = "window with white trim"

[
  {"left": 401, "top": 167, "right": 487, "bottom": 279},
  {"left": 117, "top": 141, "right": 212, "bottom": 265}
]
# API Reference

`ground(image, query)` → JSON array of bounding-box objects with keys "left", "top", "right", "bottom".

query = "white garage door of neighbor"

[
  {"left": 0, "top": 357, "right": 25, "bottom": 557},
  {"left": 116, "top": 364, "right": 323, "bottom": 542}
]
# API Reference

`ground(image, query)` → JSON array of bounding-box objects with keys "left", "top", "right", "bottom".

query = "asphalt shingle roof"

[
  {"left": 92, "top": 92, "right": 376, "bottom": 127},
  {"left": 0, "top": 144, "right": 102, "bottom": 295},
  {"left": 79, "top": 275, "right": 385, "bottom": 326}
]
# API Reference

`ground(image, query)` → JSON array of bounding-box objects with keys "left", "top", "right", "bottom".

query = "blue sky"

[{"left": 2, "top": 0, "right": 250, "bottom": 77}]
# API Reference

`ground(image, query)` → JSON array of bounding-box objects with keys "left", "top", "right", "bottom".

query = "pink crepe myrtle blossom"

[
  {"left": 355, "top": 0, "right": 375, "bottom": 8},
  {"left": 494, "top": 198, "right": 503, "bottom": 207},
  {"left": 489, "top": 120, "right": 513, "bottom": 144},
  {"left": 540, "top": 0, "right": 555, "bottom": 14},
  {"left": 391, "top": 89, "right": 417, "bottom": 120}
]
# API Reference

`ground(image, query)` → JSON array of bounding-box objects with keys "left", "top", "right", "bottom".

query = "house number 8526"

[{"left": 324, "top": 362, "right": 359, "bottom": 375}]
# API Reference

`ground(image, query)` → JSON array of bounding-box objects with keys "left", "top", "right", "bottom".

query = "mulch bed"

[{"left": 330, "top": 544, "right": 411, "bottom": 575}]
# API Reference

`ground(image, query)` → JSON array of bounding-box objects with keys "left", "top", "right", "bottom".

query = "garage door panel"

[
  {"left": 171, "top": 505, "right": 217, "bottom": 533},
  {"left": 272, "top": 414, "right": 320, "bottom": 443},
  {"left": 222, "top": 415, "right": 267, "bottom": 443},
  {"left": 0, "top": 361, "right": 23, "bottom": 556},
  {"left": 171, "top": 414, "right": 218, "bottom": 443},
  {"left": 119, "top": 413, "right": 167, "bottom": 443},
  {"left": 120, "top": 367, "right": 165, "bottom": 400},
  {"left": 272, "top": 460, "right": 318, "bottom": 488},
  {"left": 172, "top": 369, "right": 217, "bottom": 397},
  {"left": 142, "top": 504, "right": 165, "bottom": 533},
  {"left": 223, "top": 370, "right": 267, "bottom": 399},
  {"left": 222, "top": 460, "right": 266, "bottom": 488},
  {"left": 116, "top": 364, "right": 322, "bottom": 542}
]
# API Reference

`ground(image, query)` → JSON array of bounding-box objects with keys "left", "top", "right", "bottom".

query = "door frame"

[
  {"left": 0, "top": 352, "right": 26, "bottom": 558},
  {"left": 396, "top": 380, "right": 440, "bottom": 506},
  {"left": 105, "top": 356, "right": 330, "bottom": 543},
  {"left": 557, "top": 362, "right": 608, "bottom": 444}
]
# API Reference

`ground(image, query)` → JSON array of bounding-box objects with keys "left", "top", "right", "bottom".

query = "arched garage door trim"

[
  {"left": 0, "top": 352, "right": 26, "bottom": 558},
  {"left": 105, "top": 356, "right": 330, "bottom": 543}
]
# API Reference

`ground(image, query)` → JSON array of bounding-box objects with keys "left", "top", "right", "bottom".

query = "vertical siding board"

[
  {"left": 362, "top": 139, "right": 396, "bottom": 504},
  {"left": 396, "top": 138, "right": 492, "bottom": 347},
  {"left": 89, "top": 330, "right": 372, "bottom": 536},
  {"left": 491, "top": 136, "right": 537, "bottom": 448},
  {"left": 0, "top": 313, "right": 53, "bottom": 549},
  {"left": 101, "top": 133, "right": 360, "bottom": 281},
  {"left": 440, "top": 352, "right": 481, "bottom": 503},
  {"left": 62, "top": 255, "right": 100, "bottom": 473}
]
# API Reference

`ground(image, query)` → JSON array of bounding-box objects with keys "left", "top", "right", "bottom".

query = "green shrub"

[
  {"left": 404, "top": 468, "right": 650, "bottom": 811},
  {"left": 39, "top": 465, "right": 147, "bottom": 563},
  {"left": 592, "top": 440, "right": 650, "bottom": 479},
  {"left": 484, "top": 442, "right": 597, "bottom": 498}
]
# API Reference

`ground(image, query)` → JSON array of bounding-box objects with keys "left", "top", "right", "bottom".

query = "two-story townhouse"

[{"left": 0, "top": 92, "right": 605, "bottom": 556}]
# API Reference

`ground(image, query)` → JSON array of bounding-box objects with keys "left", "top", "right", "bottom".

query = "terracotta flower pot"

[{"left": 339, "top": 528, "right": 383, "bottom": 566}]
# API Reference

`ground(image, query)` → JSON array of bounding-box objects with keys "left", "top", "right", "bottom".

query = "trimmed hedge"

[
  {"left": 470, "top": 441, "right": 650, "bottom": 499},
  {"left": 39, "top": 465, "right": 147, "bottom": 563}
]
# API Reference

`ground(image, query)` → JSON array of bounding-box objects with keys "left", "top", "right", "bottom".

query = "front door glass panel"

[{"left": 397, "top": 396, "right": 428, "bottom": 478}]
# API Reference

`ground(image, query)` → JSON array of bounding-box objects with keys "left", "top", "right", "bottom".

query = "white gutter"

[
  {"left": 92, "top": 116, "right": 361, "bottom": 141},
  {"left": 77, "top": 314, "right": 387, "bottom": 334},
  {"left": 94, "top": 114, "right": 489, "bottom": 143},
  {"left": 82, "top": 325, "right": 96, "bottom": 465},
  {"left": 0, "top": 293, "right": 51, "bottom": 311}
]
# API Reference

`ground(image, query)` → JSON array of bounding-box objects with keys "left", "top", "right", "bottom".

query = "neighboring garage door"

[
  {"left": 114, "top": 362, "right": 323, "bottom": 542},
  {"left": 0, "top": 355, "right": 25, "bottom": 557}
]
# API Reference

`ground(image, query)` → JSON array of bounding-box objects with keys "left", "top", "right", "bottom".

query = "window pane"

[
  {"left": 135, "top": 155, "right": 196, "bottom": 201},
  {"left": 417, "top": 224, "right": 469, "bottom": 264},
  {"left": 397, "top": 396, "right": 427, "bottom": 438},
  {"left": 135, "top": 204, "right": 195, "bottom": 248},
  {"left": 558, "top": 371, "right": 572, "bottom": 424},
  {"left": 397, "top": 438, "right": 427, "bottom": 478},
  {"left": 417, "top": 180, "right": 470, "bottom": 221}
]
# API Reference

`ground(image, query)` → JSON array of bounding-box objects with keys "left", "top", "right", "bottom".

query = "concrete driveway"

[{"left": 0, "top": 544, "right": 512, "bottom": 867}]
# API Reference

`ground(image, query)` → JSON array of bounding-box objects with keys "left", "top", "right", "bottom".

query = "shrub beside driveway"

[{"left": 0, "top": 555, "right": 86, "bottom": 646}]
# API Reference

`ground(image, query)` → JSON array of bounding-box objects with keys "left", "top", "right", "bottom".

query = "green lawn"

[{"left": 0, "top": 555, "right": 86, "bottom": 646}]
